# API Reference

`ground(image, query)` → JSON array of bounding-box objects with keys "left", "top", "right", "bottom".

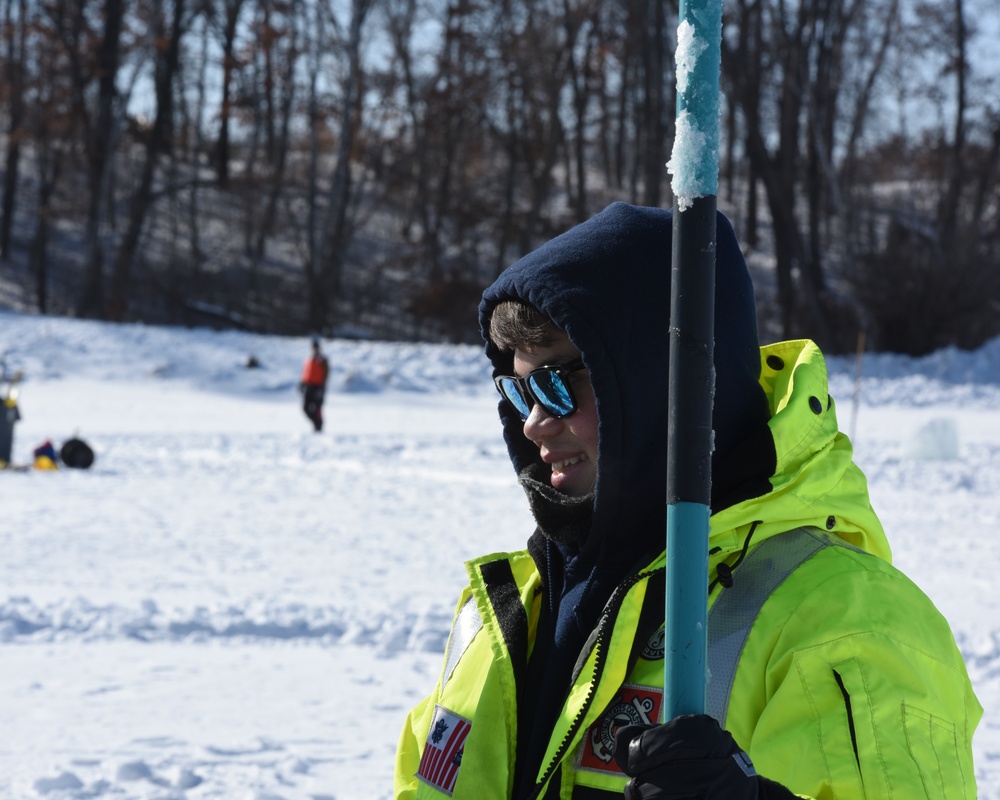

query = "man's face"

[{"left": 513, "top": 336, "right": 598, "bottom": 497}]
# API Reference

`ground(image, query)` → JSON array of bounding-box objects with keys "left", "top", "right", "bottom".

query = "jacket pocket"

[
  {"left": 830, "top": 658, "right": 887, "bottom": 795},
  {"left": 832, "top": 655, "right": 972, "bottom": 799},
  {"left": 902, "top": 701, "right": 968, "bottom": 800}
]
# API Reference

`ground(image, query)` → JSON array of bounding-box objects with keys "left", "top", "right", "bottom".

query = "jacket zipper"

[{"left": 527, "top": 566, "right": 664, "bottom": 800}]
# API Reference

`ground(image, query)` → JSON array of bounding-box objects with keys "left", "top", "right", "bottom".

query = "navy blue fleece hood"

[{"left": 479, "top": 202, "right": 771, "bottom": 567}]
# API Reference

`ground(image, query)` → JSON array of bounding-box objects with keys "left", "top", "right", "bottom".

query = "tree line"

[{"left": 1, "top": 0, "right": 998, "bottom": 354}]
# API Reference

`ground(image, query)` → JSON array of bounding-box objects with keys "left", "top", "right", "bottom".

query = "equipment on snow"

[
  {"left": 61, "top": 438, "right": 96, "bottom": 469},
  {"left": 1, "top": 367, "right": 24, "bottom": 467},
  {"left": 33, "top": 440, "right": 59, "bottom": 470}
]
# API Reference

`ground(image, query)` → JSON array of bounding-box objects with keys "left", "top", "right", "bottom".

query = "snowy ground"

[{"left": 1, "top": 310, "right": 997, "bottom": 799}]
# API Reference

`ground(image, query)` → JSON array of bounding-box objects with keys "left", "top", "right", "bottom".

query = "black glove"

[{"left": 613, "top": 715, "right": 798, "bottom": 800}]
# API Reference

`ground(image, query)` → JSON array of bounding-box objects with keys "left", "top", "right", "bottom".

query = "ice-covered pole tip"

[{"left": 667, "top": 3, "right": 722, "bottom": 212}]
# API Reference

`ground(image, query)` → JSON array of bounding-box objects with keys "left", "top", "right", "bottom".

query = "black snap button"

[
  {"left": 809, "top": 396, "right": 823, "bottom": 414},
  {"left": 766, "top": 355, "right": 785, "bottom": 370},
  {"left": 826, "top": 515, "right": 836, "bottom": 530}
]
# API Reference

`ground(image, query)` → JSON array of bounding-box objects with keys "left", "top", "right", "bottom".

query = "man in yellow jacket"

[{"left": 395, "top": 203, "right": 981, "bottom": 799}]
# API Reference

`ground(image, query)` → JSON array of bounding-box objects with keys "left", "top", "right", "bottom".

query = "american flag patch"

[{"left": 416, "top": 705, "right": 472, "bottom": 796}]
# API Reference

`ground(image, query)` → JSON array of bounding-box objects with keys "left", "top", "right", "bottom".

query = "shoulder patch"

[
  {"left": 640, "top": 626, "right": 665, "bottom": 660},
  {"left": 578, "top": 684, "right": 663, "bottom": 775},
  {"left": 417, "top": 705, "right": 472, "bottom": 796}
]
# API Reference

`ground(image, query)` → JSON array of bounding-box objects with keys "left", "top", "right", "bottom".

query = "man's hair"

[{"left": 489, "top": 300, "right": 562, "bottom": 352}]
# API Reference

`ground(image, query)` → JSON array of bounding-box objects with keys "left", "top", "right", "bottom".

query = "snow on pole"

[
  {"left": 664, "top": 0, "right": 722, "bottom": 720},
  {"left": 668, "top": 7, "right": 722, "bottom": 212}
]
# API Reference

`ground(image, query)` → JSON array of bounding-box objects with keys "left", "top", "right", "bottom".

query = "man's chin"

[{"left": 550, "top": 467, "right": 594, "bottom": 497}]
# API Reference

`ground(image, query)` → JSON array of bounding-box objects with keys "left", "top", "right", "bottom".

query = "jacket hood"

[
  {"left": 708, "top": 339, "right": 891, "bottom": 566},
  {"left": 479, "top": 202, "right": 772, "bottom": 573}
]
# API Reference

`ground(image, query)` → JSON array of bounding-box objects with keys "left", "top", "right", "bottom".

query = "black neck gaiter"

[{"left": 517, "top": 464, "right": 594, "bottom": 550}]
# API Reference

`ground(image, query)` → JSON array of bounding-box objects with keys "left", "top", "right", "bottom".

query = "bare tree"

[
  {"left": 107, "top": 0, "right": 192, "bottom": 320},
  {"left": 248, "top": 0, "right": 301, "bottom": 273},
  {"left": 723, "top": 0, "right": 904, "bottom": 350},
  {"left": 309, "top": 0, "right": 377, "bottom": 331},
  {"left": 843, "top": 0, "right": 1000, "bottom": 355},
  {"left": 502, "top": 1, "right": 572, "bottom": 251},
  {"left": 0, "top": 0, "right": 27, "bottom": 261},
  {"left": 935, "top": 0, "right": 969, "bottom": 252},
  {"left": 206, "top": 0, "right": 249, "bottom": 187},
  {"left": 25, "top": 5, "right": 76, "bottom": 314},
  {"left": 561, "top": 0, "right": 601, "bottom": 220},
  {"left": 75, "top": 0, "right": 125, "bottom": 319}
]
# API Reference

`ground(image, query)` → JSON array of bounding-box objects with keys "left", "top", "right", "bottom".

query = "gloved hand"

[{"left": 613, "top": 714, "right": 797, "bottom": 800}]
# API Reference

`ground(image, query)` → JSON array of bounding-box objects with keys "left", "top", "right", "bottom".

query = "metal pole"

[{"left": 664, "top": 0, "right": 722, "bottom": 719}]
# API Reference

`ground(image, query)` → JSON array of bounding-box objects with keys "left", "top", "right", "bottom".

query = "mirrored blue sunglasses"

[{"left": 494, "top": 357, "right": 586, "bottom": 421}]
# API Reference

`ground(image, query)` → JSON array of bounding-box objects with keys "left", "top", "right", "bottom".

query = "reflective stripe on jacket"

[{"left": 395, "top": 340, "right": 981, "bottom": 799}]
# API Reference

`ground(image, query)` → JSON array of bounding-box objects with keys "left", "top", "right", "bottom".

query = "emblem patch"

[
  {"left": 579, "top": 684, "right": 663, "bottom": 774},
  {"left": 641, "top": 627, "right": 665, "bottom": 660},
  {"left": 417, "top": 704, "right": 472, "bottom": 796}
]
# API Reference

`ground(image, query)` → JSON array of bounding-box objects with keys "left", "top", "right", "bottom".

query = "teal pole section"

[
  {"left": 665, "top": 0, "right": 722, "bottom": 720},
  {"left": 665, "top": 501, "right": 710, "bottom": 715}
]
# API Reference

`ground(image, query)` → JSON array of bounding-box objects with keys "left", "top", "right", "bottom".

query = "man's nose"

[{"left": 522, "top": 401, "right": 559, "bottom": 438}]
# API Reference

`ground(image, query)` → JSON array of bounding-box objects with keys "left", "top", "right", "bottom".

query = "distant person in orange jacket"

[{"left": 299, "top": 338, "right": 329, "bottom": 432}]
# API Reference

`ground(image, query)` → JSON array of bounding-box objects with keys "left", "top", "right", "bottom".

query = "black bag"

[{"left": 60, "top": 437, "right": 95, "bottom": 469}]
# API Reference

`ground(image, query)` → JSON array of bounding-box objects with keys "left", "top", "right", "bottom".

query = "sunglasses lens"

[
  {"left": 497, "top": 378, "right": 532, "bottom": 420},
  {"left": 528, "top": 370, "right": 575, "bottom": 418}
]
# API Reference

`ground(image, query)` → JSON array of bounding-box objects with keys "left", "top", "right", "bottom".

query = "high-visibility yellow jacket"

[{"left": 395, "top": 340, "right": 982, "bottom": 799}]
